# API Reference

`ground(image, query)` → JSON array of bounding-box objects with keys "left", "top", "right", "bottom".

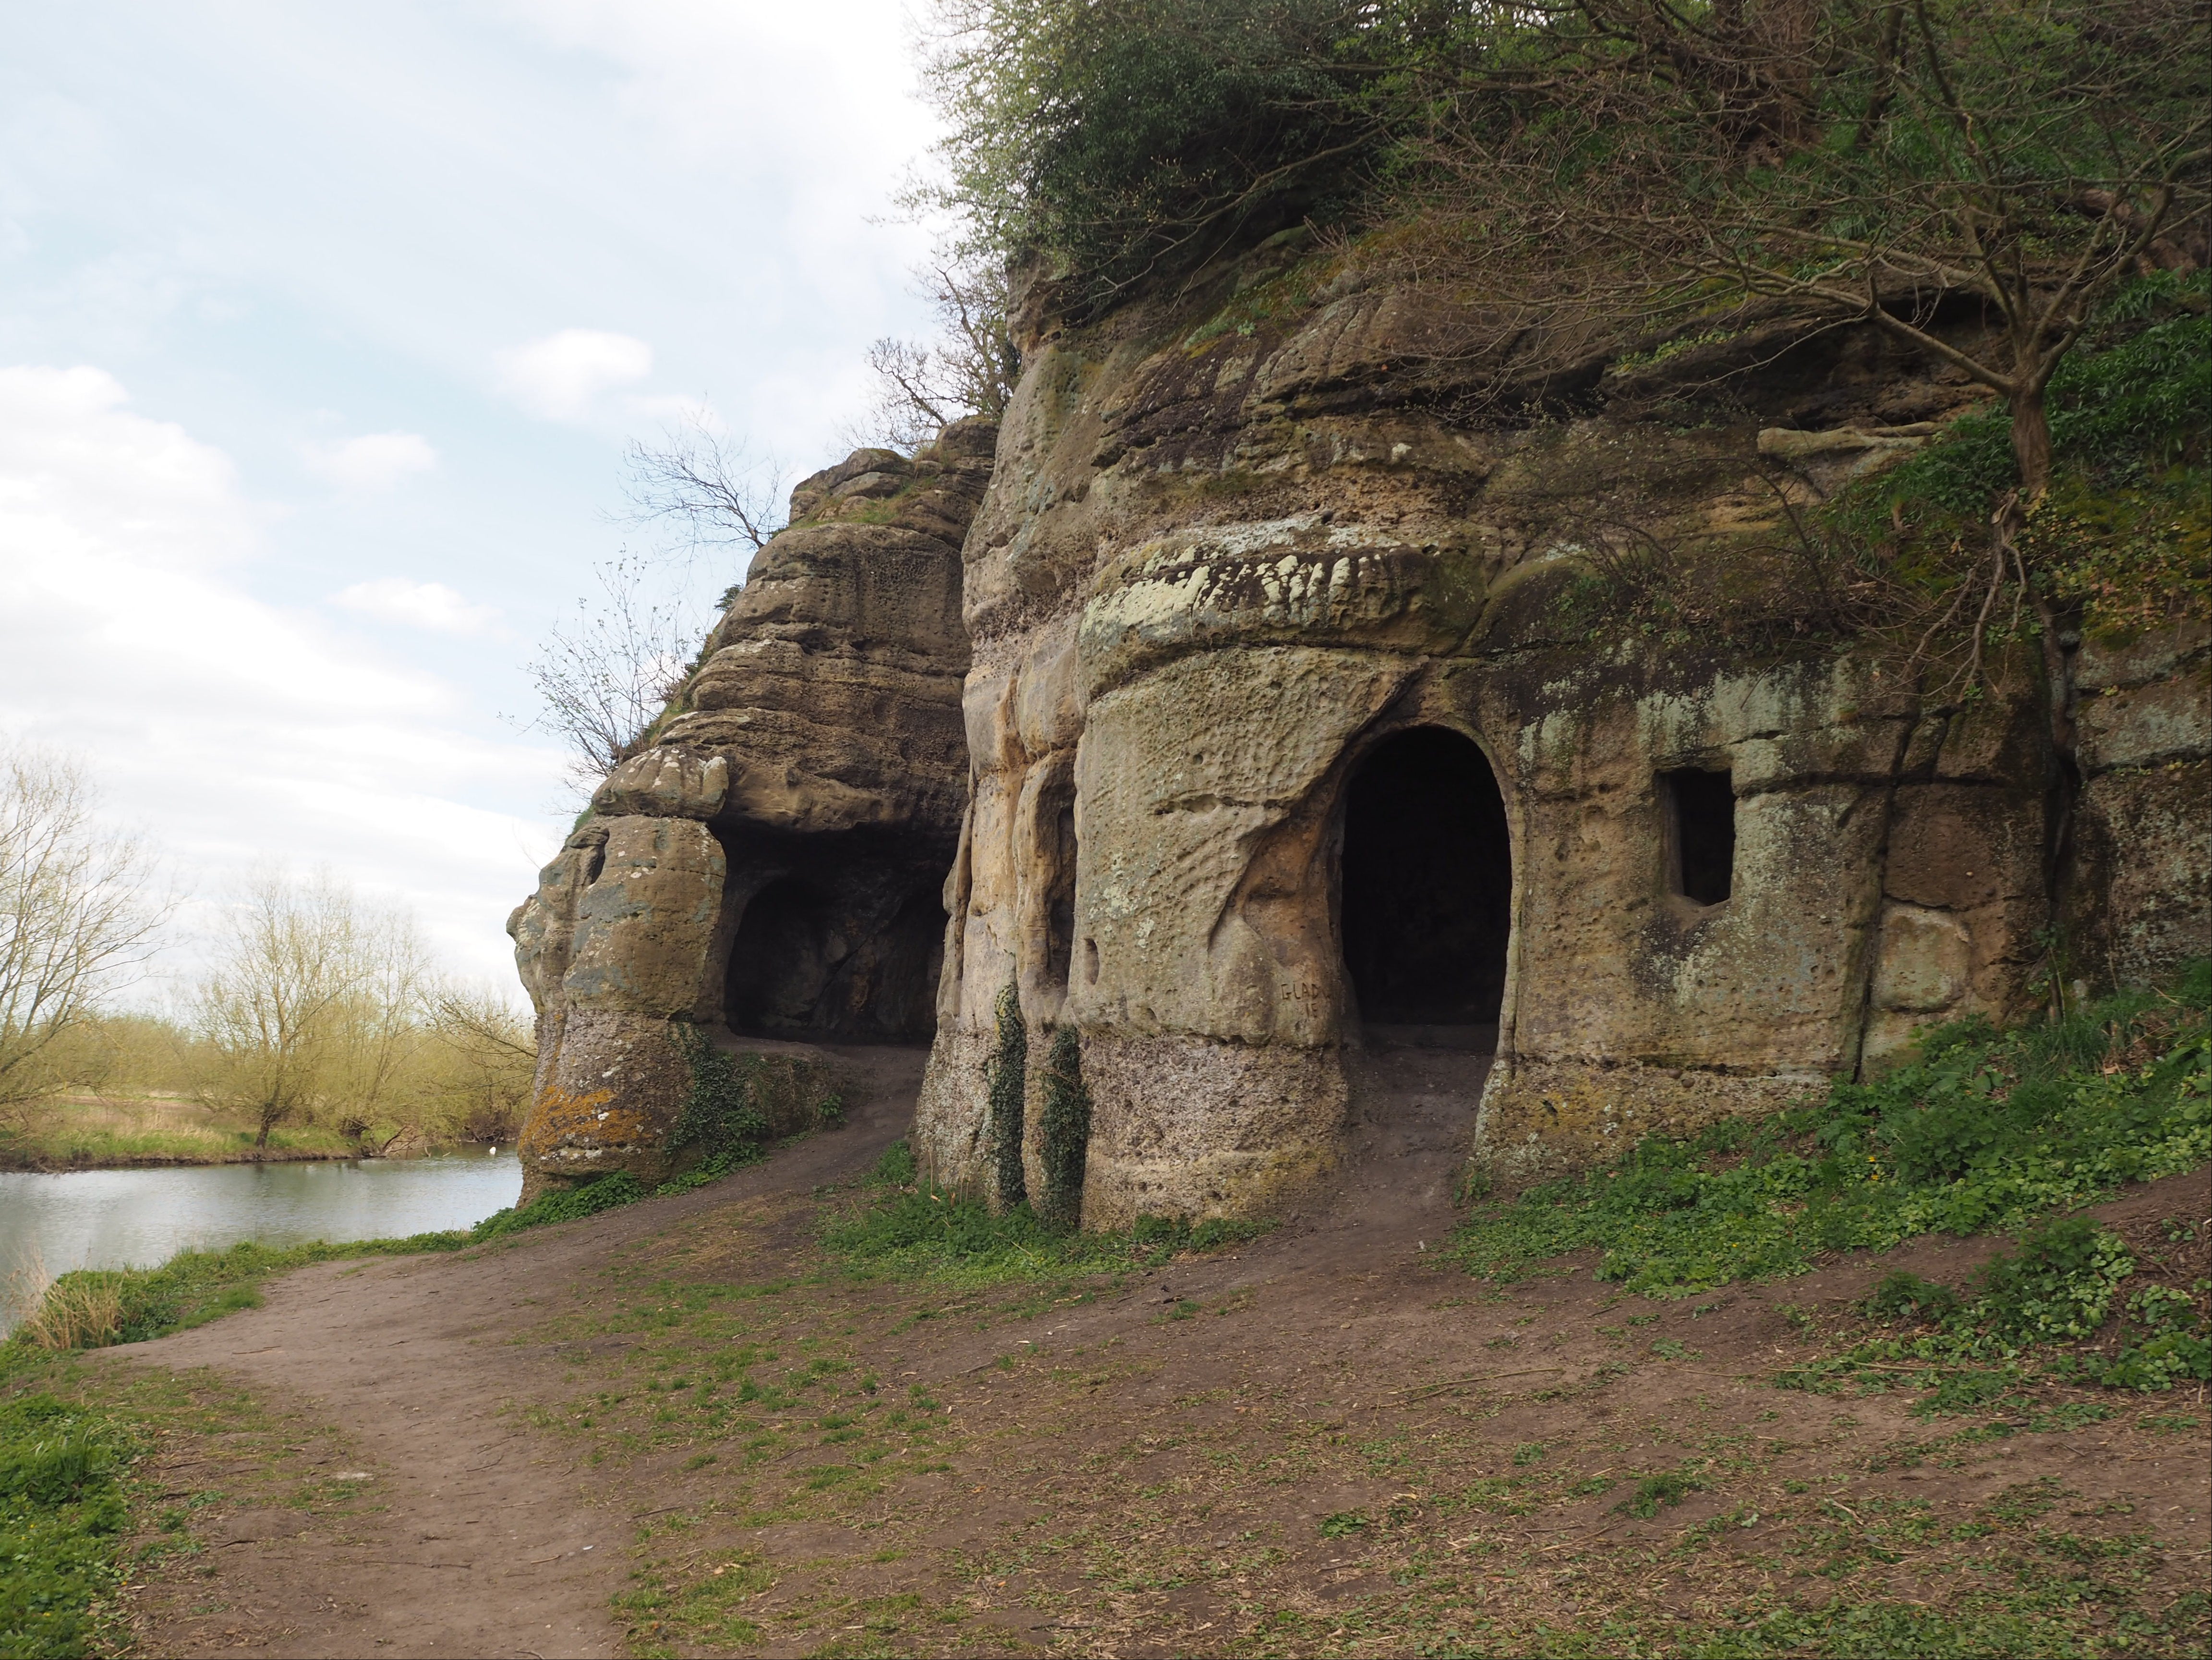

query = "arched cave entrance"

[
  {"left": 723, "top": 875, "right": 944, "bottom": 1042},
  {"left": 1338, "top": 726, "right": 1512, "bottom": 1047}
]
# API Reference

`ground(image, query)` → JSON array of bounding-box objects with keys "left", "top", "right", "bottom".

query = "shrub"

[
  {"left": 471, "top": 1171, "right": 645, "bottom": 1241},
  {"left": 1975, "top": 1217, "right": 2133, "bottom": 1345}
]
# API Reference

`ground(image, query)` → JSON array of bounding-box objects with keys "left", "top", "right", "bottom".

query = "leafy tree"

[
  {"left": 194, "top": 869, "right": 427, "bottom": 1154},
  {"left": 916, "top": 0, "right": 1416, "bottom": 306}
]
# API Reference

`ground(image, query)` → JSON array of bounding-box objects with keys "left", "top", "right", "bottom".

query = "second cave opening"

[{"left": 1338, "top": 726, "right": 1512, "bottom": 1047}]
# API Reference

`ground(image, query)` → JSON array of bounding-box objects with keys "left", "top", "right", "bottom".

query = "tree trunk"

[{"left": 2008, "top": 383, "right": 2054, "bottom": 499}]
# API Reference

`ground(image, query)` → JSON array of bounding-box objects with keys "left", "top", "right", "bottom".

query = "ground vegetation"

[
  {"left": 1453, "top": 964, "right": 2212, "bottom": 1427},
  {"left": 5, "top": 1015, "right": 2207, "bottom": 1657}
]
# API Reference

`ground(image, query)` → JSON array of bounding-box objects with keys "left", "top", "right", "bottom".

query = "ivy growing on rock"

[
  {"left": 1036, "top": 1023, "right": 1092, "bottom": 1230},
  {"left": 667, "top": 1022, "right": 773, "bottom": 1175},
  {"left": 987, "top": 981, "right": 1028, "bottom": 1208}
]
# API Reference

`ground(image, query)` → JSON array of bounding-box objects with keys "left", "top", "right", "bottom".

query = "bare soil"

[{"left": 101, "top": 1044, "right": 2212, "bottom": 1658}]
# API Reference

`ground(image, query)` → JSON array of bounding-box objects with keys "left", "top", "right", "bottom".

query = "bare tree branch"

[
  {"left": 520, "top": 555, "right": 700, "bottom": 797},
  {"left": 0, "top": 744, "right": 169, "bottom": 1114},
  {"left": 845, "top": 251, "right": 1020, "bottom": 453},
  {"left": 620, "top": 410, "right": 787, "bottom": 557}
]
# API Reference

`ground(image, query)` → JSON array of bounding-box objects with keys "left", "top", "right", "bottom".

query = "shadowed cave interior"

[
  {"left": 1339, "top": 726, "right": 1512, "bottom": 1047},
  {"left": 720, "top": 839, "right": 946, "bottom": 1042}
]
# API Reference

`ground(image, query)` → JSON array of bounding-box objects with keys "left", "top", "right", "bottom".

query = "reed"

[{"left": 10, "top": 1256, "right": 126, "bottom": 1351}]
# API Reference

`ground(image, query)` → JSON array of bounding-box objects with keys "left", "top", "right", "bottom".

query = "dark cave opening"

[
  {"left": 723, "top": 877, "right": 835, "bottom": 1035},
  {"left": 722, "top": 872, "right": 945, "bottom": 1042},
  {"left": 1662, "top": 767, "right": 1736, "bottom": 907},
  {"left": 868, "top": 884, "right": 949, "bottom": 1040},
  {"left": 1338, "top": 726, "right": 1512, "bottom": 1043}
]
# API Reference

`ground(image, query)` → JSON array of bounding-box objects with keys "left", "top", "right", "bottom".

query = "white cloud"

[
  {"left": 495, "top": 328, "right": 652, "bottom": 423},
  {"left": 0, "top": 364, "right": 259, "bottom": 567},
  {"left": 334, "top": 577, "right": 498, "bottom": 635},
  {"left": 301, "top": 430, "right": 437, "bottom": 491},
  {"left": 0, "top": 364, "right": 563, "bottom": 981}
]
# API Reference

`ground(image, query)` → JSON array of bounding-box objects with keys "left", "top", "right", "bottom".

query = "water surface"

[{"left": 0, "top": 1155, "right": 521, "bottom": 1331}]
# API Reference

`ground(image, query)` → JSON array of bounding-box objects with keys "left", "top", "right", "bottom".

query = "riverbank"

[{"left": 0, "top": 1093, "right": 495, "bottom": 1172}]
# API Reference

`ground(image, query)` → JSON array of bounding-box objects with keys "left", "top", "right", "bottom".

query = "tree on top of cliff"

[
  {"left": 521, "top": 554, "right": 700, "bottom": 795},
  {"left": 919, "top": 0, "right": 2205, "bottom": 476},
  {"left": 620, "top": 410, "right": 786, "bottom": 557},
  {"left": 1417, "top": 0, "right": 2207, "bottom": 498},
  {"left": 917, "top": 0, "right": 2205, "bottom": 754},
  {"left": 914, "top": 0, "right": 1424, "bottom": 308},
  {"left": 1410, "top": 0, "right": 2205, "bottom": 760},
  {"left": 847, "top": 253, "right": 1023, "bottom": 453}
]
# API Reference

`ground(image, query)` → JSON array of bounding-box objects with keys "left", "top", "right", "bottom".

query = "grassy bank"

[
  {"left": 1453, "top": 968, "right": 2212, "bottom": 1414},
  {"left": 0, "top": 1094, "right": 371, "bottom": 1171}
]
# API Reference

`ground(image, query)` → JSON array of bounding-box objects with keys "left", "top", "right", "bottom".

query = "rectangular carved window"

[{"left": 1662, "top": 768, "right": 1736, "bottom": 906}]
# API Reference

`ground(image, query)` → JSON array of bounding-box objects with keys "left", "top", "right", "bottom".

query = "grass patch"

[
  {"left": 0, "top": 1384, "right": 133, "bottom": 1657},
  {"left": 820, "top": 1140, "right": 1272, "bottom": 1284},
  {"left": 5, "top": 1233, "right": 471, "bottom": 1357},
  {"left": 1615, "top": 1469, "right": 1704, "bottom": 1519},
  {"left": 1454, "top": 971, "right": 2210, "bottom": 1300}
]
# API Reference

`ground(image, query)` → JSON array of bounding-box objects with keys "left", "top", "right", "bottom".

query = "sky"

[{"left": 0, "top": 1, "right": 944, "bottom": 993}]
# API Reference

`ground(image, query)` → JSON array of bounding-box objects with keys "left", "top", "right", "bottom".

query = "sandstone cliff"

[
  {"left": 909, "top": 239, "right": 2208, "bottom": 1225},
  {"left": 510, "top": 243, "right": 2206, "bottom": 1223},
  {"left": 507, "top": 419, "right": 997, "bottom": 1196}
]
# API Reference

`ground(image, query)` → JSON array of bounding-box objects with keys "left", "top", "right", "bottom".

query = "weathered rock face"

[
  {"left": 911, "top": 244, "right": 2211, "bottom": 1225},
  {"left": 507, "top": 419, "right": 998, "bottom": 1197},
  {"left": 508, "top": 244, "right": 2206, "bottom": 1222}
]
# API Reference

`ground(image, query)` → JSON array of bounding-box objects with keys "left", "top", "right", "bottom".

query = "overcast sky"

[{"left": 0, "top": 1, "right": 942, "bottom": 991}]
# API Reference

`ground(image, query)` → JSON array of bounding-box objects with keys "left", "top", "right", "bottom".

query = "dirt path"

[
  {"left": 105, "top": 1046, "right": 924, "bottom": 1660},
  {"left": 101, "top": 1042, "right": 2212, "bottom": 1659}
]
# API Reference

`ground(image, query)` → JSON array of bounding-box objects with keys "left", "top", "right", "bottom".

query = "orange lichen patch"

[{"left": 517, "top": 1083, "right": 627, "bottom": 1158}]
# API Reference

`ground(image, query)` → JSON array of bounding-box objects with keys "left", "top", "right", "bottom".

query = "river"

[{"left": 0, "top": 1154, "right": 522, "bottom": 1332}]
